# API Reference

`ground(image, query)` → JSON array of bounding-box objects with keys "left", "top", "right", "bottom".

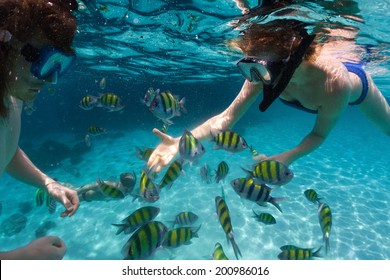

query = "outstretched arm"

[
  {"left": 264, "top": 91, "right": 349, "bottom": 166},
  {"left": 6, "top": 147, "right": 79, "bottom": 217},
  {"left": 148, "top": 80, "right": 263, "bottom": 172}
]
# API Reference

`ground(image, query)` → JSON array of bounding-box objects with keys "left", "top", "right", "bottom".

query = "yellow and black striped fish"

[
  {"left": 230, "top": 177, "right": 285, "bottom": 213},
  {"left": 97, "top": 93, "right": 125, "bottom": 112},
  {"left": 243, "top": 159, "right": 294, "bottom": 186},
  {"left": 171, "top": 211, "right": 199, "bottom": 227},
  {"left": 159, "top": 158, "right": 184, "bottom": 190},
  {"left": 252, "top": 210, "right": 276, "bottom": 225},
  {"left": 112, "top": 206, "right": 160, "bottom": 235},
  {"left": 148, "top": 90, "right": 186, "bottom": 125},
  {"left": 178, "top": 129, "right": 205, "bottom": 162},
  {"left": 79, "top": 95, "right": 98, "bottom": 110},
  {"left": 35, "top": 189, "right": 46, "bottom": 206},
  {"left": 304, "top": 189, "right": 322, "bottom": 204},
  {"left": 215, "top": 196, "right": 242, "bottom": 260},
  {"left": 163, "top": 225, "right": 201, "bottom": 248},
  {"left": 97, "top": 179, "right": 125, "bottom": 199},
  {"left": 87, "top": 125, "right": 107, "bottom": 136},
  {"left": 278, "top": 245, "right": 322, "bottom": 260},
  {"left": 213, "top": 242, "right": 229, "bottom": 260},
  {"left": 215, "top": 161, "right": 229, "bottom": 183},
  {"left": 133, "top": 146, "right": 155, "bottom": 162},
  {"left": 211, "top": 130, "right": 248, "bottom": 153},
  {"left": 318, "top": 202, "right": 332, "bottom": 254},
  {"left": 138, "top": 169, "right": 160, "bottom": 202},
  {"left": 122, "top": 221, "right": 168, "bottom": 260}
]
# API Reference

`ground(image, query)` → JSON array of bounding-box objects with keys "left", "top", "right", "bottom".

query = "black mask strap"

[{"left": 259, "top": 33, "right": 315, "bottom": 112}]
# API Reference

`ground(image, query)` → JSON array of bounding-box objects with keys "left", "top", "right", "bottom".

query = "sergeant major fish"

[
  {"left": 215, "top": 161, "right": 229, "bottom": 183},
  {"left": 179, "top": 129, "right": 205, "bottom": 163},
  {"left": 213, "top": 242, "right": 229, "bottom": 260},
  {"left": 242, "top": 159, "right": 293, "bottom": 186},
  {"left": 159, "top": 158, "right": 184, "bottom": 190},
  {"left": 278, "top": 245, "right": 322, "bottom": 260},
  {"left": 252, "top": 210, "right": 276, "bottom": 225},
  {"left": 304, "top": 189, "right": 322, "bottom": 204},
  {"left": 215, "top": 196, "right": 242, "bottom": 260},
  {"left": 112, "top": 206, "right": 160, "bottom": 235},
  {"left": 97, "top": 179, "right": 125, "bottom": 199},
  {"left": 163, "top": 225, "right": 201, "bottom": 248},
  {"left": 318, "top": 202, "right": 332, "bottom": 254},
  {"left": 211, "top": 130, "right": 248, "bottom": 153},
  {"left": 142, "top": 87, "right": 159, "bottom": 107},
  {"left": 169, "top": 211, "right": 199, "bottom": 227},
  {"left": 122, "top": 221, "right": 168, "bottom": 260},
  {"left": 79, "top": 95, "right": 98, "bottom": 110},
  {"left": 96, "top": 93, "right": 125, "bottom": 112},
  {"left": 200, "top": 164, "right": 213, "bottom": 184},
  {"left": 148, "top": 90, "right": 186, "bottom": 125},
  {"left": 230, "top": 177, "right": 285, "bottom": 213}
]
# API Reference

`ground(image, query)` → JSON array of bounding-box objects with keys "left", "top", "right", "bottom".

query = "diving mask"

[
  {"left": 21, "top": 44, "right": 76, "bottom": 80},
  {"left": 236, "top": 33, "right": 315, "bottom": 112}
]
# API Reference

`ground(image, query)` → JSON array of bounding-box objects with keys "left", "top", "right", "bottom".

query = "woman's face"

[{"left": 8, "top": 37, "right": 57, "bottom": 102}]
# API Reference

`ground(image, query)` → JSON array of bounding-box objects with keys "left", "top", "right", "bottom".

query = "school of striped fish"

[{"left": 37, "top": 84, "right": 335, "bottom": 260}]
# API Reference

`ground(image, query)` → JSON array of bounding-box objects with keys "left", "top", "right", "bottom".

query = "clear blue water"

[{"left": 1, "top": 0, "right": 390, "bottom": 260}]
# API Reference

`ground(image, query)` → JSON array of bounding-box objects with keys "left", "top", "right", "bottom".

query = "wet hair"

[
  {"left": 228, "top": 19, "right": 318, "bottom": 62},
  {"left": 0, "top": 0, "right": 77, "bottom": 118}
]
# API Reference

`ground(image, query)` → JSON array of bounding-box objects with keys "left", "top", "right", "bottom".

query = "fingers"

[
  {"left": 253, "top": 154, "right": 267, "bottom": 162},
  {"left": 152, "top": 128, "right": 165, "bottom": 139},
  {"left": 60, "top": 191, "right": 79, "bottom": 217},
  {"left": 47, "top": 236, "right": 64, "bottom": 248}
]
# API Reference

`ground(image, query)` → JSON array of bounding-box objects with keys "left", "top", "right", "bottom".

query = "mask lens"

[
  {"left": 236, "top": 58, "right": 272, "bottom": 84},
  {"left": 30, "top": 47, "right": 76, "bottom": 79}
]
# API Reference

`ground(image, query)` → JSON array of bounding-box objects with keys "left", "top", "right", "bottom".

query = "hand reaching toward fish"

[{"left": 147, "top": 128, "right": 180, "bottom": 173}]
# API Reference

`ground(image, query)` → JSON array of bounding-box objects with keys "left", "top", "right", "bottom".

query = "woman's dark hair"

[
  {"left": 228, "top": 19, "right": 318, "bottom": 62},
  {"left": 0, "top": 0, "right": 77, "bottom": 118}
]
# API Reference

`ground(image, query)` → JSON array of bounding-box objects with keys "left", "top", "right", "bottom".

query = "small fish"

[
  {"left": 138, "top": 169, "right": 160, "bottom": 202},
  {"left": 230, "top": 177, "right": 285, "bottom": 213},
  {"left": 163, "top": 225, "right": 201, "bottom": 248},
  {"left": 170, "top": 211, "right": 199, "bottom": 227},
  {"left": 133, "top": 146, "right": 155, "bottom": 162},
  {"left": 211, "top": 130, "right": 248, "bottom": 153},
  {"left": 46, "top": 195, "right": 57, "bottom": 214},
  {"left": 159, "top": 158, "right": 184, "bottom": 190},
  {"left": 35, "top": 189, "right": 46, "bottom": 206},
  {"left": 252, "top": 210, "right": 276, "bottom": 225},
  {"left": 215, "top": 196, "right": 242, "bottom": 260},
  {"left": 99, "top": 77, "right": 106, "bottom": 90},
  {"left": 215, "top": 161, "right": 229, "bottom": 183},
  {"left": 143, "top": 87, "right": 160, "bottom": 107},
  {"left": 87, "top": 125, "right": 107, "bottom": 136},
  {"left": 178, "top": 129, "right": 205, "bottom": 163},
  {"left": 161, "top": 123, "right": 169, "bottom": 133},
  {"left": 278, "top": 245, "right": 322, "bottom": 260},
  {"left": 79, "top": 95, "right": 98, "bottom": 110},
  {"left": 122, "top": 221, "right": 168, "bottom": 260},
  {"left": 213, "top": 242, "right": 229, "bottom": 260},
  {"left": 97, "top": 93, "right": 125, "bottom": 112},
  {"left": 112, "top": 206, "right": 160, "bottom": 235},
  {"left": 242, "top": 160, "right": 294, "bottom": 186},
  {"left": 249, "top": 145, "right": 259, "bottom": 156},
  {"left": 97, "top": 179, "right": 125, "bottom": 199},
  {"left": 304, "top": 189, "right": 322, "bottom": 204},
  {"left": 200, "top": 164, "right": 213, "bottom": 184},
  {"left": 148, "top": 90, "right": 186, "bottom": 125},
  {"left": 318, "top": 202, "right": 332, "bottom": 254}
]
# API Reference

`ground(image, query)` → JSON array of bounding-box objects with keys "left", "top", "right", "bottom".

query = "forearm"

[
  {"left": 0, "top": 246, "right": 30, "bottom": 260},
  {"left": 277, "top": 132, "right": 326, "bottom": 165},
  {"left": 190, "top": 80, "right": 262, "bottom": 141},
  {"left": 5, "top": 147, "right": 54, "bottom": 189}
]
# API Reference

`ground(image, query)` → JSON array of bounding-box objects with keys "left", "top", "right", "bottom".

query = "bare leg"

[{"left": 357, "top": 76, "right": 390, "bottom": 135}]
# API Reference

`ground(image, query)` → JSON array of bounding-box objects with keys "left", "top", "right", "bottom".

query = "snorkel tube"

[{"left": 259, "top": 29, "right": 315, "bottom": 112}]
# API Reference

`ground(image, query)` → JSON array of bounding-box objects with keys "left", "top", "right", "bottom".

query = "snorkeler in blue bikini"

[{"left": 148, "top": 12, "right": 390, "bottom": 172}]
